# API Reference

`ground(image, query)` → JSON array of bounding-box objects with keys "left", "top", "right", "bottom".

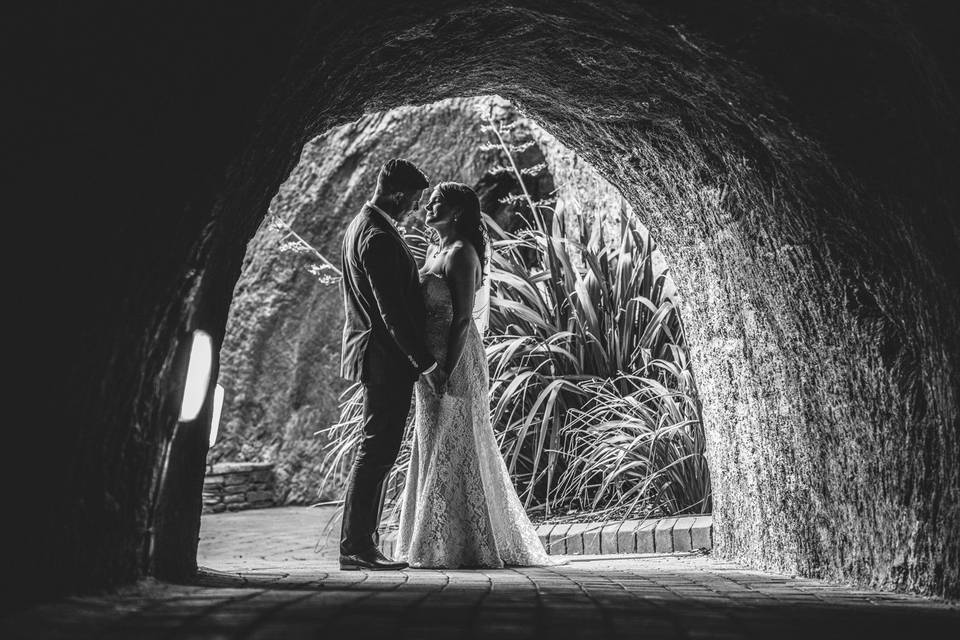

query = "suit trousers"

[{"left": 339, "top": 378, "right": 415, "bottom": 555}]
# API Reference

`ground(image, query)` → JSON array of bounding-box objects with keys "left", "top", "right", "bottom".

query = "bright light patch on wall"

[
  {"left": 179, "top": 330, "right": 214, "bottom": 422},
  {"left": 210, "top": 384, "right": 224, "bottom": 446}
]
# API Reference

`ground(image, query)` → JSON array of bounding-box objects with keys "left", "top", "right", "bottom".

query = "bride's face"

[{"left": 424, "top": 188, "right": 457, "bottom": 231}]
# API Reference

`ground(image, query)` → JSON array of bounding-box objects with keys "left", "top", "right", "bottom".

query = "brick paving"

[{"left": 3, "top": 506, "right": 957, "bottom": 639}]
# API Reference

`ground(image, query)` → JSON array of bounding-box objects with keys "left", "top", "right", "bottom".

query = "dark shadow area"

[
  {"left": 4, "top": 562, "right": 957, "bottom": 639},
  {"left": 5, "top": 1, "right": 958, "bottom": 613}
]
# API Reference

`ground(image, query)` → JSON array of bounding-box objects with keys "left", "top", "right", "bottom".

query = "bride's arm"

[{"left": 443, "top": 243, "right": 480, "bottom": 375}]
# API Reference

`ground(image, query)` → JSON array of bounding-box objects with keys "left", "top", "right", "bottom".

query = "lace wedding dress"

[{"left": 396, "top": 273, "right": 560, "bottom": 568}]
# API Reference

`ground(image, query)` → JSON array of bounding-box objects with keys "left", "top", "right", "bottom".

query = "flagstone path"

[{"left": 2, "top": 506, "right": 956, "bottom": 639}]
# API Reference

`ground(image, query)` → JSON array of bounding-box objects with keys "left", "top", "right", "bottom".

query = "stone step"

[{"left": 380, "top": 514, "right": 713, "bottom": 558}]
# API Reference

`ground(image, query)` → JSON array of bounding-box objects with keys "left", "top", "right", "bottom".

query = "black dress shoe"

[{"left": 339, "top": 548, "right": 409, "bottom": 571}]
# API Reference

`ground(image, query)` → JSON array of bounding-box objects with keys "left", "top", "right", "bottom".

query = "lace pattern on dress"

[{"left": 396, "top": 274, "right": 560, "bottom": 568}]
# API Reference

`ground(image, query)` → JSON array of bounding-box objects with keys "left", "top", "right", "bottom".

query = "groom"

[{"left": 338, "top": 158, "right": 446, "bottom": 570}]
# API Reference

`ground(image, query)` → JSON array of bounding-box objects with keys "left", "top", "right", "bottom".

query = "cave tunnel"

[
  {"left": 6, "top": 0, "right": 958, "bottom": 610},
  {"left": 210, "top": 94, "right": 687, "bottom": 512}
]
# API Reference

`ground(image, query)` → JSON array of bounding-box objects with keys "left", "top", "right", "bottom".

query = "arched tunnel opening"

[
  {"left": 204, "top": 95, "right": 709, "bottom": 564},
  {"left": 7, "top": 1, "right": 958, "bottom": 612}
]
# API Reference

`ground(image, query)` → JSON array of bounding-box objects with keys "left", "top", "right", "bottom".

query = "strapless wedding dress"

[{"left": 396, "top": 273, "right": 560, "bottom": 568}]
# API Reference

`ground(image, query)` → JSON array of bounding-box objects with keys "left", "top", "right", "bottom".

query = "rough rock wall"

[
  {"left": 530, "top": 126, "right": 674, "bottom": 293},
  {"left": 12, "top": 1, "right": 958, "bottom": 602}
]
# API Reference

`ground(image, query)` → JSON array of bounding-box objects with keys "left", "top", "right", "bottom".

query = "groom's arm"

[{"left": 361, "top": 231, "right": 436, "bottom": 374}]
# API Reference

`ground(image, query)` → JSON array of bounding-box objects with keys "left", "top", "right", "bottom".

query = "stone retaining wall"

[
  {"left": 202, "top": 462, "right": 276, "bottom": 514},
  {"left": 381, "top": 515, "right": 713, "bottom": 558}
]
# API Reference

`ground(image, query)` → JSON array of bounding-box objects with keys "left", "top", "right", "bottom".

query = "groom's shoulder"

[
  {"left": 346, "top": 207, "right": 376, "bottom": 235},
  {"left": 348, "top": 210, "right": 394, "bottom": 252}
]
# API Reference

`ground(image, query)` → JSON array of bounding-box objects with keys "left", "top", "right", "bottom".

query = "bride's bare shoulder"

[
  {"left": 447, "top": 240, "right": 479, "bottom": 265},
  {"left": 444, "top": 242, "right": 481, "bottom": 289}
]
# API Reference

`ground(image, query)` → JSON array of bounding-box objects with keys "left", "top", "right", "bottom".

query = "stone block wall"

[{"left": 202, "top": 462, "right": 276, "bottom": 514}]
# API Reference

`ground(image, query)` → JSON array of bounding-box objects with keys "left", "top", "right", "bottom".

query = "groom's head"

[{"left": 374, "top": 158, "right": 430, "bottom": 219}]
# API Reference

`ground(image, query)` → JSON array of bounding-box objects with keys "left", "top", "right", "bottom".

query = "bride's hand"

[
  {"left": 435, "top": 367, "right": 449, "bottom": 395},
  {"left": 423, "top": 366, "right": 448, "bottom": 395}
]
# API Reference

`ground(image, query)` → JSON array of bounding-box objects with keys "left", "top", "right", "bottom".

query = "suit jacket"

[{"left": 340, "top": 204, "right": 435, "bottom": 383}]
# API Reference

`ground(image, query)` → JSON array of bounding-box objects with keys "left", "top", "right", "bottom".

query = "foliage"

[
  {"left": 267, "top": 214, "right": 342, "bottom": 285},
  {"left": 484, "top": 200, "right": 711, "bottom": 518}
]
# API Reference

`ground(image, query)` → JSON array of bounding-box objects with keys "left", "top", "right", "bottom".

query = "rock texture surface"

[{"left": 11, "top": 1, "right": 958, "bottom": 604}]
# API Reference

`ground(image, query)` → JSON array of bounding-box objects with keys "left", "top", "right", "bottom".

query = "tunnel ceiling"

[{"left": 9, "top": 1, "right": 959, "bottom": 604}]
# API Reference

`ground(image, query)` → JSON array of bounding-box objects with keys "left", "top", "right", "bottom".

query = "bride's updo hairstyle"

[{"left": 436, "top": 182, "right": 488, "bottom": 277}]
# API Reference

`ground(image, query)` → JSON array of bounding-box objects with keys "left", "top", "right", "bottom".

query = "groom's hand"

[{"left": 423, "top": 366, "right": 448, "bottom": 395}]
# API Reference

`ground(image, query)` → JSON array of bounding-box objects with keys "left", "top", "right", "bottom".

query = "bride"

[{"left": 396, "top": 182, "right": 562, "bottom": 569}]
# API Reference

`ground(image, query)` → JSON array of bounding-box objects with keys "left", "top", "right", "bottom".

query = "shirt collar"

[{"left": 366, "top": 201, "right": 398, "bottom": 229}]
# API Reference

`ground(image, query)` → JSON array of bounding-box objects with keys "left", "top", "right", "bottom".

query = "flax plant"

[
  {"left": 479, "top": 110, "right": 709, "bottom": 518},
  {"left": 484, "top": 202, "right": 710, "bottom": 517}
]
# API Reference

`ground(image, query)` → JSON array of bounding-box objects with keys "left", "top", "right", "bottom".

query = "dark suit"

[{"left": 339, "top": 203, "right": 435, "bottom": 555}]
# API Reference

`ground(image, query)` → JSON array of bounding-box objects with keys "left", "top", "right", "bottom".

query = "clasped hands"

[{"left": 422, "top": 365, "right": 449, "bottom": 395}]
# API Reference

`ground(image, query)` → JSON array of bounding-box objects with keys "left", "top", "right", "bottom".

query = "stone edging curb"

[
  {"left": 381, "top": 514, "right": 712, "bottom": 558},
  {"left": 202, "top": 462, "right": 276, "bottom": 514}
]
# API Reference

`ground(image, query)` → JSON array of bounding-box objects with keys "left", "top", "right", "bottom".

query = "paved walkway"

[{"left": 3, "top": 507, "right": 956, "bottom": 639}]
